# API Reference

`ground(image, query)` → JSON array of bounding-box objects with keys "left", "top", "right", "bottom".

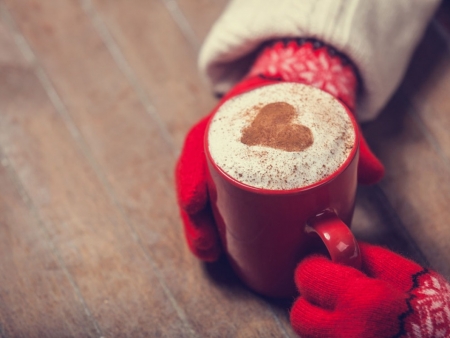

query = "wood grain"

[
  {"left": 1, "top": 0, "right": 296, "bottom": 336},
  {"left": 0, "top": 0, "right": 448, "bottom": 336},
  {"left": 176, "top": 0, "right": 229, "bottom": 43},
  {"left": 89, "top": 0, "right": 218, "bottom": 147},
  {"left": 0, "top": 3, "right": 192, "bottom": 336},
  {"left": 352, "top": 186, "right": 429, "bottom": 267},
  {"left": 359, "top": 16, "right": 450, "bottom": 279},
  {"left": 0, "top": 156, "right": 101, "bottom": 338},
  {"left": 363, "top": 92, "right": 450, "bottom": 280},
  {"left": 0, "top": 15, "right": 100, "bottom": 338},
  {"left": 401, "top": 25, "right": 450, "bottom": 162}
]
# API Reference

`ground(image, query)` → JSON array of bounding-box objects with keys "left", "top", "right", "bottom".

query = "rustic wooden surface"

[{"left": 0, "top": 0, "right": 448, "bottom": 337}]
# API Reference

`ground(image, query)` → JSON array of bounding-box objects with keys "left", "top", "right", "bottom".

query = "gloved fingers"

[
  {"left": 359, "top": 242, "right": 423, "bottom": 292},
  {"left": 290, "top": 297, "right": 335, "bottom": 338},
  {"left": 180, "top": 207, "right": 221, "bottom": 262},
  {"left": 176, "top": 114, "right": 212, "bottom": 214},
  {"left": 356, "top": 129, "right": 385, "bottom": 185},
  {"left": 294, "top": 254, "right": 365, "bottom": 309},
  {"left": 176, "top": 76, "right": 281, "bottom": 259}
]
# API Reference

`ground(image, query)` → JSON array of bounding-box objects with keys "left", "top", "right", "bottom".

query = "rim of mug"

[{"left": 204, "top": 83, "right": 360, "bottom": 195}]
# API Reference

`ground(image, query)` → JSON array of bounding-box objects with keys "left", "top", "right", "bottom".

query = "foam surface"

[{"left": 207, "top": 83, "right": 355, "bottom": 190}]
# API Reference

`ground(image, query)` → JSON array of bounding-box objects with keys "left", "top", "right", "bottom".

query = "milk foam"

[{"left": 207, "top": 83, "right": 356, "bottom": 190}]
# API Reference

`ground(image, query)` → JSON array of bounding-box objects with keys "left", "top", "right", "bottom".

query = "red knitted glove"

[
  {"left": 175, "top": 76, "right": 280, "bottom": 261},
  {"left": 176, "top": 39, "right": 384, "bottom": 261},
  {"left": 249, "top": 39, "right": 384, "bottom": 185},
  {"left": 291, "top": 243, "right": 450, "bottom": 338}
]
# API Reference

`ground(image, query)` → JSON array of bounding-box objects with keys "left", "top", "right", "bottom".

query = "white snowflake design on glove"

[
  {"left": 405, "top": 272, "right": 450, "bottom": 338},
  {"left": 248, "top": 39, "right": 358, "bottom": 110}
]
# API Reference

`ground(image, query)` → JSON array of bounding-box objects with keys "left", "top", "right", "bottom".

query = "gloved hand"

[
  {"left": 175, "top": 39, "right": 385, "bottom": 261},
  {"left": 290, "top": 242, "right": 450, "bottom": 338},
  {"left": 175, "top": 76, "right": 279, "bottom": 261},
  {"left": 249, "top": 39, "right": 384, "bottom": 185}
]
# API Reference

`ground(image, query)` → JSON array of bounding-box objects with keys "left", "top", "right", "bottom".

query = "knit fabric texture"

[
  {"left": 247, "top": 39, "right": 384, "bottom": 184},
  {"left": 291, "top": 243, "right": 450, "bottom": 338},
  {"left": 199, "top": 0, "right": 440, "bottom": 121}
]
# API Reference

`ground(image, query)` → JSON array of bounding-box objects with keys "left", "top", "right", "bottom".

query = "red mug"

[{"left": 205, "top": 86, "right": 361, "bottom": 298}]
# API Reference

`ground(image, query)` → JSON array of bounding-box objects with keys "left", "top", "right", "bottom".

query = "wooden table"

[{"left": 0, "top": 1, "right": 449, "bottom": 337}]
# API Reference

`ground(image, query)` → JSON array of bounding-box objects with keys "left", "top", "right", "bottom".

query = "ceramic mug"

[{"left": 204, "top": 86, "right": 362, "bottom": 298}]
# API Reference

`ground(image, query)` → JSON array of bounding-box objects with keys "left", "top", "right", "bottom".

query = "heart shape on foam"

[{"left": 241, "top": 102, "right": 313, "bottom": 152}]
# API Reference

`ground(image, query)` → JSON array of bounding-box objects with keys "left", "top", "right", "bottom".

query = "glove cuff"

[
  {"left": 398, "top": 269, "right": 450, "bottom": 337},
  {"left": 247, "top": 39, "right": 359, "bottom": 111}
]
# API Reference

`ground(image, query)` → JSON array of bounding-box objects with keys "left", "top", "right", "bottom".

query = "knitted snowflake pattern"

[
  {"left": 397, "top": 270, "right": 450, "bottom": 338},
  {"left": 248, "top": 39, "right": 358, "bottom": 110}
]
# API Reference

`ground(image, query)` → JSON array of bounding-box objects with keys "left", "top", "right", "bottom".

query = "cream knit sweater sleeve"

[{"left": 199, "top": 0, "right": 441, "bottom": 121}]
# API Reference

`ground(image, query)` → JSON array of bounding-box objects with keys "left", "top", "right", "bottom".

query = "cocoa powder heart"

[{"left": 241, "top": 102, "right": 314, "bottom": 152}]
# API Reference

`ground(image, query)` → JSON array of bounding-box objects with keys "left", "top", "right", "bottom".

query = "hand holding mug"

[
  {"left": 204, "top": 81, "right": 361, "bottom": 297},
  {"left": 176, "top": 39, "right": 384, "bottom": 264}
]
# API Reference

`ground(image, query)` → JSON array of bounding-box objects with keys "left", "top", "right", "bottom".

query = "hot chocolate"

[{"left": 207, "top": 82, "right": 356, "bottom": 190}]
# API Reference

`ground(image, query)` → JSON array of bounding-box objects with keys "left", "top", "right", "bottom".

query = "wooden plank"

[
  {"left": 90, "top": 0, "right": 218, "bottom": 147},
  {"left": 0, "top": 154, "right": 100, "bottom": 338},
  {"left": 176, "top": 0, "right": 229, "bottom": 43},
  {"left": 401, "top": 23, "right": 450, "bottom": 163},
  {"left": 5, "top": 0, "right": 441, "bottom": 336},
  {"left": 82, "top": 0, "right": 296, "bottom": 334},
  {"left": 352, "top": 186, "right": 429, "bottom": 267},
  {"left": 0, "top": 16, "right": 100, "bottom": 338},
  {"left": 328, "top": 7, "right": 450, "bottom": 280},
  {"left": 3, "top": 0, "right": 297, "bottom": 336},
  {"left": 362, "top": 8, "right": 450, "bottom": 278},
  {"left": 0, "top": 6, "right": 192, "bottom": 337},
  {"left": 0, "top": 59, "right": 190, "bottom": 338},
  {"left": 362, "top": 90, "right": 450, "bottom": 280}
]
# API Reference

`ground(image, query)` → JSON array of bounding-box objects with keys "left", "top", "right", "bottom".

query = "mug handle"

[{"left": 305, "top": 210, "right": 361, "bottom": 270}]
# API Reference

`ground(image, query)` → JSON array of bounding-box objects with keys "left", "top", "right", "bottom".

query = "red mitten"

[
  {"left": 249, "top": 39, "right": 384, "bottom": 185},
  {"left": 175, "top": 112, "right": 218, "bottom": 261},
  {"left": 290, "top": 242, "right": 450, "bottom": 338},
  {"left": 175, "top": 76, "right": 280, "bottom": 261},
  {"left": 176, "top": 39, "right": 384, "bottom": 261}
]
